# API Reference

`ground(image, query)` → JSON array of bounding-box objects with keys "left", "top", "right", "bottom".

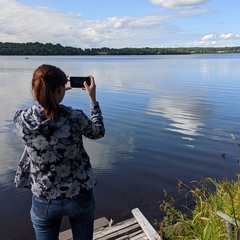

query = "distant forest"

[{"left": 0, "top": 42, "right": 240, "bottom": 55}]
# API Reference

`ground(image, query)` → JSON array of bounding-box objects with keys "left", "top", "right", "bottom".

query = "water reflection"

[
  {"left": 0, "top": 60, "right": 33, "bottom": 182},
  {"left": 147, "top": 95, "right": 205, "bottom": 147}
]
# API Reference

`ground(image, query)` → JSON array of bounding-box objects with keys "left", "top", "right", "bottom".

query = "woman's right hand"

[{"left": 83, "top": 75, "right": 96, "bottom": 103}]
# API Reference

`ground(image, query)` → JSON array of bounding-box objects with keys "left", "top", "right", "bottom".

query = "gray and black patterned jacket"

[{"left": 13, "top": 102, "right": 104, "bottom": 200}]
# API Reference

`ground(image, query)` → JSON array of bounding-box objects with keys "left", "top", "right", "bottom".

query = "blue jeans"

[{"left": 30, "top": 189, "right": 95, "bottom": 240}]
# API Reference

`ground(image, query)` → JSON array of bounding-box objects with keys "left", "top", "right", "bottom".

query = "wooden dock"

[{"left": 59, "top": 208, "right": 162, "bottom": 240}]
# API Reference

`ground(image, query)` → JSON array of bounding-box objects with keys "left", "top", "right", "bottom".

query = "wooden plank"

[
  {"left": 93, "top": 217, "right": 138, "bottom": 239},
  {"left": 94, "top": 217, "right": 110, "bottom": 230},
  {"left": 131, "top": 208, "right": 162, "bottom": 240},
  {"left": 59, "top": 229, "right": 72, "bottom": 240},
  {"left": 130, "top": 232, "right": 149, "bottom": 240},
  {"left": 96, "top": 224, "right": 140, "bottom": 240},
  {"left": 216, "top": 211, "right": 240, "bottom": 226},
  {"left": 216, "top": 211, "right": 240, "bottom": 240},
  {"left": 113, "top": 230, "right": 146, "bottom": 240},
  {"left": 114, "top": 230, "right": 143, "bottom": 240},
  {"left": 93, "top": 222, "right": 140, "bottom": 239},
  {"left": 59, "top": 208, "right": 160, "bottom": 240}
]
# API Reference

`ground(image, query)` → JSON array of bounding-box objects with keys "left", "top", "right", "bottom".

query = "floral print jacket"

[{"left": 14, "top": 102, "right": 104, "bottom": 199}]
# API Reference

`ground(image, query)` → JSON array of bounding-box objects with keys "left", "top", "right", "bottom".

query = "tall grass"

[{"left": 159, "top": 134, "right": 240, "bottom": 239}]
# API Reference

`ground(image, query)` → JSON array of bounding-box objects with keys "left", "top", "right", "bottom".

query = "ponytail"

[{"left": 32, "top": 64, "right": 67, "bottom": 120}]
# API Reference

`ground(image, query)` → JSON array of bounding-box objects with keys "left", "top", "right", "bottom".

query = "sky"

[{"left": 1, "top": 0, "right": 240, "bottom": 49}]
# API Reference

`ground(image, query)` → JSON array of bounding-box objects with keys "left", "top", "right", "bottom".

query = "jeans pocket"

[
  {"left": 32, "top": 196, "right": 49, "bottom": 218},
  {"left": 72, "top": 190, "right": 95, "bottom": 213}
]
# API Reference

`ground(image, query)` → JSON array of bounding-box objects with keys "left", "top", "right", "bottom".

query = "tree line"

[{"left": 0, "top": 42, "right": 240, "bottom": 55}]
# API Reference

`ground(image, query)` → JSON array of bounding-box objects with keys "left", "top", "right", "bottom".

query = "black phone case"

[{"left": 70, "top": 77, "right": 90, "bottom": 88}]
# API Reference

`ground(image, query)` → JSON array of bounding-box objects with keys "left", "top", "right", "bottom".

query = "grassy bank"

[
  {"left": 158, "top": 134, "right": 240, "bottom": 239},
  {"left": 158, "top": 176, "right": 240, "bottom": 239}
]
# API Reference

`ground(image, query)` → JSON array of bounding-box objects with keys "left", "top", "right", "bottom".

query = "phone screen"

[{"left": 70, "top": 77, "right": 90, "bottom": 88}]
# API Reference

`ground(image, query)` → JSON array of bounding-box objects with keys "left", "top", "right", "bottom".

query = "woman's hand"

[{"left": 83, "top": 75, "right": 96, "bottom": 103}]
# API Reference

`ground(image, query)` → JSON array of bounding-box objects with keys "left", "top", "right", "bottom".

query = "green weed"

[{"left": 158, "top": 134, "right": 240, "bottom": 239}]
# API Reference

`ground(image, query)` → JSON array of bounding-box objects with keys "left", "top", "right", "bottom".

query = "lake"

[{"left": 1, "top": 54, "right": 240, "bottom": 239}]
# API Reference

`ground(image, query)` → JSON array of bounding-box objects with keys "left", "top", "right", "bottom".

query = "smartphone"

[{"left": 70, "top": 76, "right": 91, "bottom": 88}]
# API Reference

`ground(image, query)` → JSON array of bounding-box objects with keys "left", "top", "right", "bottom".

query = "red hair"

[{"left": 32, "top": 64, "right": 68, "bottom": 120}]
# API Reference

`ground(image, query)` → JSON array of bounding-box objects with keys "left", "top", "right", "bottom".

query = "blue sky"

[{"left": 1, "top": 0, "right": 240, "bottom": 48}]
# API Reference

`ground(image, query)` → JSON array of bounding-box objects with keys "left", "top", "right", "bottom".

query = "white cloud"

[
  {"left": 192, "top": 32, "right": 240, "bottom": 47},
  {"left": 149, "top": 0, "right": 209, "bottom": 9},
  {"left": 219, "top": 33, "right": 234, "bottom": 39},
  {"left": 219, "top": 33, "right": 240, "bottom": 39},
  {"left": 188, "top": 40, "right": 217, "bottom": 46},
  {"left": 201, "top": 33, "right": 216, "bottom": 41},
  {"left": 0, "top": 0, "right": 191, "bottom": 48},
  {"left": 1, "top": 0, "right": 239, "bottom": 48},
  {"left": 187, "top": 32, "right": 240, "bottom": 47}
]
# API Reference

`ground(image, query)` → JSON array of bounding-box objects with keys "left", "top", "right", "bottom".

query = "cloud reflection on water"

[
  {"left": 146, "top": 95, "right": 205, "bottom": 147},
  {"left": 0, "top": 61, "right": 33, "bottom": 182}
]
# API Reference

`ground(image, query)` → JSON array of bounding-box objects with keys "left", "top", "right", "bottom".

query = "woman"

[{"left": 13, "top": 64, "right": 105, "bottom": 240}]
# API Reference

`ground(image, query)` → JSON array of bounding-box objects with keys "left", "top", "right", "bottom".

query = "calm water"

[{"left": 1, "top": 55, "right": 240, "bottom": 239}]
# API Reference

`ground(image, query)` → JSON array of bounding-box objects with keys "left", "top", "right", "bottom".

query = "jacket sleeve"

[
  {"left": 81, "top": 101, "right": 105, "bottom": 139},
  {"left": 13, "top": 110, "right": 22, "bottom": 125},
  {"left": 13, "top": 110, "right": 25, "bottom": 138}
]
